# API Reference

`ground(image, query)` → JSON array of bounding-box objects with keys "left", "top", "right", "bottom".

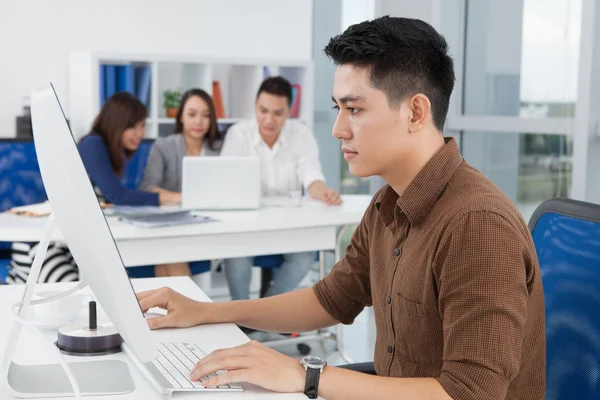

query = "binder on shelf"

[
  {"left": 212, "top": 81, "right": 226, "bottom": 118},
  {"left": 104, "top": 64, "right": 117, "bottom": 104},
  {"left": 116, "top": 65, "right": 135, "bottom": 95},
  {"left": 135, "top": 65, "right": 152, "bottom": 108},
  {"left": 99, "top": 65, "right": 106, "bottom": 105},
  {"left": 290, "top": 84, "right": 301, "bottom": 118}
]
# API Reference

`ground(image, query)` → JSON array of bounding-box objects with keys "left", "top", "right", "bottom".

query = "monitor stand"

[{"left": 2, "top": 214, "right": 135, "bottom": 398}]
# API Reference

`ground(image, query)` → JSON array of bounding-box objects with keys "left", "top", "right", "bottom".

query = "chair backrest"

[
  {"left": 0, "top": 140, "right": 47, "bottom": 212},
  {"left": 529, "top": 198, "right": 600, "bottom": 400}
]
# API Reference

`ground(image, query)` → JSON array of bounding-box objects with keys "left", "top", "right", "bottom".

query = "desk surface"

[
  {"left": 0, "top": 195, "right": 372, "bottom": 267},
  {"left": 1, "top": 277, "right": 315, "bottom": 399},
  {"left": 0, "top": 195, "right": 371, "bottom": 243}
]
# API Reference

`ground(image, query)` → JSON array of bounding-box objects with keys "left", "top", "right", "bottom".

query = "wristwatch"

[{"left": 300, "top": 356, "right": 327, "bottom": 399}]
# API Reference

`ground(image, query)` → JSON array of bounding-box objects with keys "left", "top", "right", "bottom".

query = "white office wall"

[{"left": 0, "top": 0, "right": 313, "bottom": 138}]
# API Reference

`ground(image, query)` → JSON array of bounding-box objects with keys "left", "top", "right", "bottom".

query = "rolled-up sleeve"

[
  {"left": 295, "top": 124, "right": 325, "bottom": 189},
  {"left": 434, "top": 211, "right": 531, "bottom": 400},
  {"left": 313, "top": 203, "right": 374, "bottom": 325}
]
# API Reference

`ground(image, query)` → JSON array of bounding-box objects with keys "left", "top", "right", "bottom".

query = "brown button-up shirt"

[{"left": 314, "top": 138, "right": 545, "bottom": 400}]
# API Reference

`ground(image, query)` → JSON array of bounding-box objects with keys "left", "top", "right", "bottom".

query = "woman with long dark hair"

[{"left": 79, "top": 92, "right": 181, "bottom": 206}]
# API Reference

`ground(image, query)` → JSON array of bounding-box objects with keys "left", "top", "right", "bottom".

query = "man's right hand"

[{"left": 136, "top": 287, "right": 208, "bottom": 329}]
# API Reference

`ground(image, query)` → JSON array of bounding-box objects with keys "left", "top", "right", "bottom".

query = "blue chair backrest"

[
  {"left": 529, "top": 198, "right": 600, "bottom": 400},
  {"left": 0, "top": 141, "right": 47, "bottom": 212}
]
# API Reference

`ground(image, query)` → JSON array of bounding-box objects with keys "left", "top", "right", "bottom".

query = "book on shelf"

[
  {"left": 116, "top": 65, "right": 135, "bottom": 95},
  {"left": 212, "top": 81, "right": 226, "bottom": 118},
  {"left": 290, "top": 84, "right": 301, "bottom": 118},
  {"left": 135, "top": 65, "right": 152, "bottom": 108},
  {"left": 103, "top": 65, "right": 117, "bottom": 105}
]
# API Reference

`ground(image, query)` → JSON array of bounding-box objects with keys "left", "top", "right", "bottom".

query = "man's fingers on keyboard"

[
  {"left": 190, "top": 356, "right": 253, "bottom": 381},
  {"left": 194, "top": 343, "right": 253, "bottom": 371},
  {"left": 202, "top": 370, "right": 246, "bottom": 387}
]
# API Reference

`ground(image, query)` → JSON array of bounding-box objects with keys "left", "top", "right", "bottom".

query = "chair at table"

[
  {"left": 529, "top": 197, "right": 600, "bottom": 400},
  {"left": 0, "top": 141, "right": 47, "bottom": 283}
]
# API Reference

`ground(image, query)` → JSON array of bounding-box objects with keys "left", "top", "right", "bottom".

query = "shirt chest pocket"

[{"left": 393, "top": 293, "right": 444, "bottom": 368}]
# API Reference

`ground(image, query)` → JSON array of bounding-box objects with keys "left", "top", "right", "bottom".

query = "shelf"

[{"left": 67, "top": 52, "right": 314, "bottom": 141}]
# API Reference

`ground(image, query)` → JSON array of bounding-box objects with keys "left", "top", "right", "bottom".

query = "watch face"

[{"left": 303, "top": 356, "right": 327, "bottom": 369}]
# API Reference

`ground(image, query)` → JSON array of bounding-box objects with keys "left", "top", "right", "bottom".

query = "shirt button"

[
  {"left": 386, "top": 296, "right": 391, "bottom": 304},
  {"left": 393, "top": 248, "right": 401, "bottom": 257},
  {"left": 387, "top": 345, "right": 393, "bottom": 353}
]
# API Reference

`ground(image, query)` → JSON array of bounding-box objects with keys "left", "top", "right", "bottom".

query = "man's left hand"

[
  {"left": 190, "top": 340, "right": 306, "bottom": 393},
  {"left": 307, "top": 181, "right": 342, "bottom": 206},
  {"left": 320, "top": 188, "right": 342, "bottom": 205}
]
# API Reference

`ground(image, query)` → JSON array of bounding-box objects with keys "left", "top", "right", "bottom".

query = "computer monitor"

[{"left": 30, "top": 84, "right": 157, "bottom": 363}]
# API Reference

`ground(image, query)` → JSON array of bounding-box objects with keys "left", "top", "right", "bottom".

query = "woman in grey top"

[{"left": 141, "top": 88, "right": 221, "bottom": 277}]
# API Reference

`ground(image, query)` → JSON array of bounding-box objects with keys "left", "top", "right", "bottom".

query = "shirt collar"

[
  {"left": 375, "top": 137, "right": 463, "bottom": 227},
  {"left": 251, "top": 119, "right": 288, "bottom": 148}
]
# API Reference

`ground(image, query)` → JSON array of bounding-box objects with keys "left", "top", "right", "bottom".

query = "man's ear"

[{"left": 407, "top": 94, "right": 431, "bottom": 133}]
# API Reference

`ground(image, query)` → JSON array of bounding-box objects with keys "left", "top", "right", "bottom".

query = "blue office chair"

[
  {"left": 254, "top": 254, "right": 285, "bottom": 298},
  {"left": 0, "top": 141, "right": 48, "bottom": 283},
  {"left": 529, "top": 197, "right": 600, "bottom": 400}
]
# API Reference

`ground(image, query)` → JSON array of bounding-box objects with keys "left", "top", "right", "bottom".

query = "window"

[
  {"left": 463, "top": 0, "right": 581, "bottom": 119},
  {"left": 461, "top": 131, "right": 572, "bottom": 221}
]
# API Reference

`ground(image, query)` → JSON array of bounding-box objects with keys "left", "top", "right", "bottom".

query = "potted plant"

[{"left": 163, "top": 89, "right": 181, "bottom": 118}]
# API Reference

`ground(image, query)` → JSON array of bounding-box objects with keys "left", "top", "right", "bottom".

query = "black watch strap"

[{"left": 304, "top": 367, "right": 321, "bottom": 399}]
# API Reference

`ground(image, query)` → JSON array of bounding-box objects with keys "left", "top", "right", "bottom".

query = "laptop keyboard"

[{"left": 151, "top": 342, "right": 242, "bottom": 390}]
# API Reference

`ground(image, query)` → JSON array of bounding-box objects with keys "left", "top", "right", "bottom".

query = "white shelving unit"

[{"left": 67, "top": 53, "right": 314, "bottom": 141}]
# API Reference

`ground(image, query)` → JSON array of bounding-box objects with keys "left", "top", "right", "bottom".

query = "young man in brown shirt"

[{"left": 137, "top": 16, "right": 546, "bottom": 400}]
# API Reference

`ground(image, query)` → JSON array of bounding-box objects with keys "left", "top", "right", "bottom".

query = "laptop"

[
  {"left": 182, "top": 156, "right": 261, "bottom": 210},
  {"left": 19, "top": 84, "right": 244, "bottom": 397}
]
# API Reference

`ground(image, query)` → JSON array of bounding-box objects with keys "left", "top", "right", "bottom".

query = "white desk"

[
  {"left": 0, "top": 277, "right": 316, "bottom": 399},
  {"left": 0, "top": 195, "right": 371, "bottom": 267}
]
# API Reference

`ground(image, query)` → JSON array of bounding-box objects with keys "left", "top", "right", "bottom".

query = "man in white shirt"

[{"left": 220, "top": 76, "right": 341, "bottom": 300}]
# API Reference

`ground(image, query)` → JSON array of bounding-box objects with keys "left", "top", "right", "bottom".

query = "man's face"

[
  {"left": 331, "top": 65, "right": 413, "bottom": 178},
  {"left": 255, "top": 92, "right": 290, "bottom": 141}
]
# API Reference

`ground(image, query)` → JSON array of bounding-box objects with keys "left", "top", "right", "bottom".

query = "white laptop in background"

[{"left": 182, "top": 157, "right": 261, "bottom": 210}]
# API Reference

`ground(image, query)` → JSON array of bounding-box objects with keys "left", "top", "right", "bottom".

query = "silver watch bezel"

[{"left": 301, "top": 356, "right": 327, "bottom": 370}]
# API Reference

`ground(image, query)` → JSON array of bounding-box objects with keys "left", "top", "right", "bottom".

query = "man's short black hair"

[
  {"left": 324, "top": 16, "right": 455, "bottom": 131},
  {"left": 256, "top": 76, "right": 293, "bottom": 107}
]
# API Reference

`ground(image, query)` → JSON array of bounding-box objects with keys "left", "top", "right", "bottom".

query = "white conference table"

[
  {"left": 0, "top": 195, "right": 371, "bottom": 268},
  {"left": 0, "top": 277, "right": 322, "bottom": 399},
  {"left": 0, "top": 195, "right": 372, "bottom": 362}
]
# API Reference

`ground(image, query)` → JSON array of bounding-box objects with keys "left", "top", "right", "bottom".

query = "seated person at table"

[
  {"left": 220, "top": 76, "right": 341, "bottom": 301},
  {"left": 6, "top": 92, "right": 180, "bottom": 284},
  {"left": 78, "top": 92, "right": 181, "bottom": 207},
  {"left": 140, "top": 88, "right": 221, "bottom": 277}
]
